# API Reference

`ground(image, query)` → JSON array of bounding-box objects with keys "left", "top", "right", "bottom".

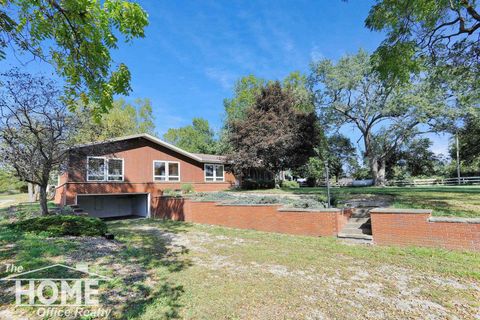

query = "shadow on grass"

[{"left": 103, "top": 219, "right": 192, "bottom": 319}]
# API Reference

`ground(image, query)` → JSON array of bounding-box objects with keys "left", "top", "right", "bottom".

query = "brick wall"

[
  {"left": 155, "top": 197, "right": 350, "bottom": 237},
  {"left": 370, "top": 208, "right": 480, "bottom": 251}
]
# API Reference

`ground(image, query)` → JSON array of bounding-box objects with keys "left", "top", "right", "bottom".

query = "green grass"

[
  {"left": 0, "top": 217, "right": 478, "bottom": 319},
  {"left": 234, "top": 186, "right": 480, "bottom": 217}
]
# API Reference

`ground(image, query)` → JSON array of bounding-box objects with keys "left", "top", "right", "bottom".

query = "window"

[
  {"left": 205, "top": 164, "right": 224, "bottom": 182},
  {"left": 153, "top": 161, "right": 180, "bottom": 182},
  {"left": 87, "top": 157, "right": 124, "bottom": 181}
]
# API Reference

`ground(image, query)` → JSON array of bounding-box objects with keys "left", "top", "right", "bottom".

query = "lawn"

[
  {"left": 0, "top": 213, "right": 479, "bottom": 319},
  {"left": 236, "top": 185, "right": 480, "bottom": 218}
]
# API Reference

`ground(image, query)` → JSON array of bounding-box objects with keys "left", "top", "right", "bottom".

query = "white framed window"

[
  {"left": 205, "top": 164, "right": 224, "bottom": 182},
  {"left": 153, "top": 161, "right": 180, "bottom": 182},
  {"left": 87, "top": 157, "right": 124, "bottom": 182}
]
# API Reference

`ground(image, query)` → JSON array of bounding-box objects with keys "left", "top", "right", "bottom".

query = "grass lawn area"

[
  {"left": 0, "top": 214, "right": 479, "bottom": 319},
  {"left": 237, "top": 186, "right": 480, "bottom": 218},
  {"left": 0, "top": 192, "right": 29, "bottom": 209}
]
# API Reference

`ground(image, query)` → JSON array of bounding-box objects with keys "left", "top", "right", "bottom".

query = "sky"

[{"left": 1, "top": 0, "right": 451, "bottom": 156}]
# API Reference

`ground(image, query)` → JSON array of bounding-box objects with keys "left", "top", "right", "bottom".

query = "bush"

[
  {"left": 306, "top": 177, "right": 316, "bottom": 187},
  {"left": 240, "top": 179, "right": 258, "bottom": 190},
  {"left": 11, "top": 215, "right": 107, "bottom": 237},
  {"left": 281, "top": 180, "right": 299, "bottom": 189},
  {"left": 287, "top": 198, "right": 326, "bottom": 209},
  {"left": 181, "top": 183, "right": 194, "bottom": 194},
  {"left": 241, "top": 179, "right": 275, "bottom": 190},
  {"left": 162, "top": 189, "right": 182, "bottom": 197}
]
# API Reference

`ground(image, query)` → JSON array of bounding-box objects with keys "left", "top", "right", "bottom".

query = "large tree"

[
  {"left": 365, "top": 0, "right": 479, "bottom": 104},
  {"left": 0, "top": 70, "right": 80, "bottom": 215},
  {"left": 386, "top": 137, "right": 440, "bottom": 179},
  {"left": 310, "top": 50, "right": 446, "bottom": 186},
  {"left": 74, "top": 98, "right": 156, "bottom": 144},
  {"left": 450, "top": 114, "right": 480, "bottom": 165},
  {"left": 0, "top": 0, "right": 148, "bottom": 117},
  {"left": 163, "top": 118, "right": 218, "bottom": 154},
  {"left": 228, "top": 82, "right": 320, "bottom": 187}
]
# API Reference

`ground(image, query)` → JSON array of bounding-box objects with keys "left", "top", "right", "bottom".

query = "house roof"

[{"left": 71, "top": 133, "right": 227, "bottom": 164}]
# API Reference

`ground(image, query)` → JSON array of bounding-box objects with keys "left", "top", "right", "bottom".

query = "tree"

[
  {"left": 450, "top": 115, "right": 480, "bottom": 165},
  {"left": 228, "top": 82, "right": 320, "bottom": 187},
  {"left": 0, "top": 0, "right": 149, "bottom": 117},
  {"left": 386, "top": 138, "right": 440, "bottom": 179},
  {"left": 163, "top": 118, "right": 218, "bottom": 154},
  {"left": 310, "top": 50, "right": 446, "bottom": 186},
  {"left": 0, "top": 70, "right": 80, "bottom": 215},
  {"left": 73, "top": 98, "right": 156, "bottom": 144},
  {"left": 327, "top": 134, "right": 357, "bottom": 181},
  {"left": 365, "top": 0, "right": 479, "bottom": 104}
]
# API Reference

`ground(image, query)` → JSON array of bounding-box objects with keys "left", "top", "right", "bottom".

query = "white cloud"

[
  {"left": 310, "top": 45, "right": 324, "bottom": 62},
  {"left": 204, "top": 67, "right": 237, "bottom": 90}
]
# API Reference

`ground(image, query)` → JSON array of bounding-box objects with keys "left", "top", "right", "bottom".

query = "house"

[{"left": 54, "top": 133, "right": 236, "bottom": 218}]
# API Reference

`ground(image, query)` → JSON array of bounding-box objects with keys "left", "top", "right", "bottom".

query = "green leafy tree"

[
  {"left": 228, "top": 82, "right": 320, "bottom": 187},
  {"left": 163, "top": 118, "right": 218, "bottom": 154},
  {"left": 386, "top": 138, "right": 441, "bottom": 179},
  {"left": 327, "top": 134, "right": 357, "bottom": 181},
  {"left": 365, "top": 0, "right": 479, "bottom": 104},
  {"left": 450, "top": 115, "right": 480, "bottom": 165},
  {"left": 74, "top": 98, "right": 156, "bottom": 143},
  {"left": 0, "top": 0, "right": 149, "bottom": 117},
  {"left": 310, "top": 50, "right": 447, "bottom": 186}
]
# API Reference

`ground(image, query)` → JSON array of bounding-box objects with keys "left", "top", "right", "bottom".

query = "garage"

[{"left": 76, "top": 194, "right": 149, "bottom": 219}]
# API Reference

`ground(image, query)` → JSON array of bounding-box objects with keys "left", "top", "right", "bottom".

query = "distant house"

[{"left": 54, "top": 134, "right": 236, "bottom": 218}]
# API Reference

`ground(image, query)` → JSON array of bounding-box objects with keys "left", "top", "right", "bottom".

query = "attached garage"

[{"left": 76, "top": 194, "right": 149, "bottom": 218}]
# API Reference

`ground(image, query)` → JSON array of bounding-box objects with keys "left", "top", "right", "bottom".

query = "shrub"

[
  {"left": 241, "top": 179, "right": 258, "bottom": 190},
  {"left": 162, "top": 189, "right": 181, "bottom": 197},
  {"left": 306, "top": 177, "right": 316, "bottom": 187},
  {"left": 281, "top": 180, "right": 299, "bottom": 189},
  {"left": 288, "top": 198, "right": 326, "bottom": 209},
  {"left": 228, "top": 195, "right": 280, "bottom": 205},
  {"left": 11, "top": 215, "right": 107, "bottom": 237},
  {"left": 181, "top": 183, "right": 194, "bottom": 194}
]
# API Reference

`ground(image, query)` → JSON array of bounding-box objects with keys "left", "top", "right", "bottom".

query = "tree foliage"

[
  {"left": 309, "top": 50, "right": 447, "bottom": 185},
  {"left": 73, "top": 98, "right": 155, "bottom": 144},
  {"left": 0, "top": 0, "right": 149, "bottom": 117},
  {"left": 365, "top": 0, "right": 479, "bottom": 104},
  {"left": 0, "top": 70, "right": 80, "bottom": 214},
  {"left": 228, "top": 82, "right": 320, "bottom": 185},
  {"left": 450, "top": 114, "right": 480, "bottom": 165},
  {"left": 386, "top": 138, "right": 441, "bottom": 179},
  {"left": 163, "top": 118, "right": 218, "bottom": 154}
]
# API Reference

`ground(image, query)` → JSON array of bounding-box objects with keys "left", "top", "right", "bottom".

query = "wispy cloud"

[
  {"left": 204, "top": 67, "right": 237, "bottom": 90},
  {"left": 310, "top": 45, "right": 324, "bottom": 62}
]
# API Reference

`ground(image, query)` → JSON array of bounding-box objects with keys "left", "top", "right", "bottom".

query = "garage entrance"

[{"left": 76, "top": 194, "right": 149, "bottom": 219}]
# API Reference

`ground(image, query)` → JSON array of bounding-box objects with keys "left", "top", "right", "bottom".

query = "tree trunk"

[
  {"left": 39, "top": 185, "right": 49, "bottom": 215},
  {"left": 369, "top": 155, "right": 386, "bottom": 186},
  {"left": 274, "top": 172, "right": 281, "bottom": 189},
  {"left": 28, "top": 183, "right": 35, "bottom": 202},
  {"left": 376, "top": 158, "right": 386, "bottom": 186}
]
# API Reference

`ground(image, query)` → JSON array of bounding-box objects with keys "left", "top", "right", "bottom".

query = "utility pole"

[
  {"left": 456, "top": 132, "right": 461, "bottom": 185},
  {"left": 324, "top": 160, "right": 331, "bottom": 208}
]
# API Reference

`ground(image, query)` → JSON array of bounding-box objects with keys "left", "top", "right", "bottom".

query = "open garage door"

[{"left": 77, "top": 194, "right": 149, "bottom": 218}]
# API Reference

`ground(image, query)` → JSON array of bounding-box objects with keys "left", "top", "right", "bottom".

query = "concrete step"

[
  {"left": 69, "top": 204, "right": 80, "bottom": 209},
  {"left": 338, "top": 233, "right": 373, "bottom": 241},
  {"left": 341, "top": 227, "right": 372, "bottom": 236}
]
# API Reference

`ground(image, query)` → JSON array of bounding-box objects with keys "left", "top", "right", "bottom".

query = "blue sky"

[{"left": 2, "top": 0, "right": 451, "bottom": 155}]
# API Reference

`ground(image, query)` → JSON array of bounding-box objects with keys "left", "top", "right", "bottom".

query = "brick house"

[{"left": 54, "top": 134, "right": 236, "bottom": 218}]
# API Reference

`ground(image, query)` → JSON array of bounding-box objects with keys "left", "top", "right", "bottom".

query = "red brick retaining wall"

[
  {"left": 155, "top": 197, "right": 352, "bottom": 237},
  {"left": 370, "top": 208, "right": 480, "bottom": 251}
]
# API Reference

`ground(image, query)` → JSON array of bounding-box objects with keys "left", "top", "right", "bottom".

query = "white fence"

[{"left": 386, "top": 176, "right": 480, "bottom": 186}]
